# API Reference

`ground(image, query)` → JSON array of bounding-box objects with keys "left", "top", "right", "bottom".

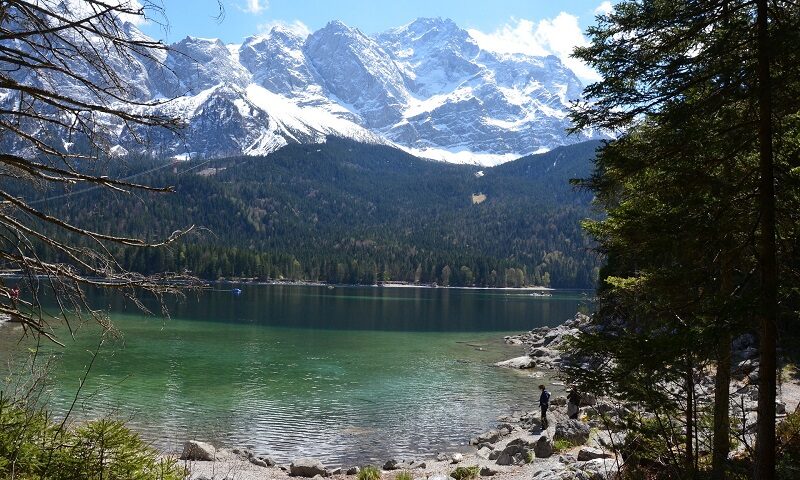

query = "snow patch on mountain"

[{"left": 1, "top": 16, "right": 607, "bottom": 166}]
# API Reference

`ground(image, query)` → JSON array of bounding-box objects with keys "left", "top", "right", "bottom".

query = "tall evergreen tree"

[{"left": 569, "top": 1, "right": 800, "bottom": 478}]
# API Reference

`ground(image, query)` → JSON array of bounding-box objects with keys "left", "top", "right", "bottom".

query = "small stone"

[
  {"left": 383, "top": 459, "right": 399, "bottom": 470},
  {"left": 450, "top": 453, "right": 464, "bottom": 464},
  {"left": 477, "top": 447, "right": 492, "bottom": 459},
  {"left": 436, "top": 453, "right": 449, "bottom": 462},
  {"left": 250, "top": 457, "right": 268, "bottom": 467},
  {"left": 346, "top": 467, "right": 360, "bottom": 475},
  {"left": 479, "top": 467, "right": 498, "bottom": 477},
  {"left": 331, "top": 468, "right": 342, "bottom": 475}
]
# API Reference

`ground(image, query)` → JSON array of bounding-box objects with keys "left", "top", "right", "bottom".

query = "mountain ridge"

[{"left": 1, "top": 16, "right": 606, "bottom": 166}]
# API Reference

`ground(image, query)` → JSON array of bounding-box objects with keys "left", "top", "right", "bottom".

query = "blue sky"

[
  {"left": 138, "top": 0, "right": 614, "bottom": 83},
  {"left": 140, "top": 1, "right": 609, "bottom": 42}
]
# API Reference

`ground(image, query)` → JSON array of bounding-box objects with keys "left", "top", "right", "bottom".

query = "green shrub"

[
  {"left": 0, "top": 395, "right": 184, "bottom": 480},
  {"left": 553, "top": 439, "right": 574, "bottom": 452},
  {"left": 525, "top": 450, "right": 534, "bottom": 463},
  {"left": 450, "top": 465, "right": 480, "bottom": 480},
  {"left": 395, "top": 471, "right": 413, "bottom": 480},
  {"left": 358, "top": 465, "right": 382, "bottom": 480}
]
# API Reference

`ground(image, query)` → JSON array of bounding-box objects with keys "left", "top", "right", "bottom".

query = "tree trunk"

[
  {"left": 712, "top": 256, "right": 733, "bottom": 480},
  {"left": 712, "top": 333, "right": 732, "bottom": 479},
  {"left": 686, "top": 356, "right": 695, "bottom": 476},
  {"left": 754, "top": 0, "right": 778, "bottom": 478}
]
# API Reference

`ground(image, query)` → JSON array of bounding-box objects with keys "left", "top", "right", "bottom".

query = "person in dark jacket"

[
  {"left": 567, "top": 387, "right": 581, "bottom": 419},
  {"left": 539, "top": 384, "right": 551, "bottom": 429}
]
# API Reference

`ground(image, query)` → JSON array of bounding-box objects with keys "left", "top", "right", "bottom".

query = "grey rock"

[
  {"left": 554, "top": 420, "right": 591, "bottom": 446},
  {"left": 180, "top": 440, "right": 216, "bottom": 461},
  {"left": 346, "top": 467, "right": 360, "bottom": 475},
  {"left": 479, "top": 467, "right": 498, "bottom": 476},
  {"left": 577, "top": 447, "right": 612, "bottom": 461},
  {"left": 580, "top": 458, "right": 619, "bottom": 480},
  {"left": 250, "top": 457, "right": 268, "bottom": 467},
  {"left": 450, "top": 453, "right": 464, "bottom": 464},
  {"left": 436, "top": 453, "right": 449, "bottom": 462},
  {"left": 383, "top": 459, "right": 400, "bottom": 470},
  {"left": 475, "top": 430, "right": 500, "bottom": 444},
  {"left": 331, "top": 468, "right": 342, "bottom": 475},
  {"left": 477, "top": 447, "right": 493, "bottom": 459},
  {"left": 488, "top": 450, "right": 501, "bottom": 460},
  {"left": 534, "top": 436, "right": 554, "bottom": 458},
  {"left": 290, "top": 458, "right": 329, "bottom": 477}
]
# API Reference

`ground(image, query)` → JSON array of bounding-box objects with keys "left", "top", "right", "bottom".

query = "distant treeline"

[{"left": 19, "top": 138, "right": 603, "bottom": 288}]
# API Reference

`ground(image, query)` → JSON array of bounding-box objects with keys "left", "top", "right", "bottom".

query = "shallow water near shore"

[{"left": 0, "top": 285, "right": 590, "bottom": 465}]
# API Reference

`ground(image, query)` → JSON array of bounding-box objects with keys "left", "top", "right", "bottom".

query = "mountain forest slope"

[{"left": 23, "top": 139, "right": 603, "bottom": 288}]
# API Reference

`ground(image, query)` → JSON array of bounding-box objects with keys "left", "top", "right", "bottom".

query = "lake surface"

[{"left": 0, "top": 285, "right": 591, "bottom": 465}]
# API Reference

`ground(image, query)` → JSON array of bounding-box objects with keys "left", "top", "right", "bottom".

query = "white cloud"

[
  {"left": 468, "top": 13, "right": 601, "bottom": 85},
  {"left": 594, "top": 1, "right": 613, "bottom": 16},
  {"left": 594, "top": 0, "right": 614, "bottom": 15},
  {"left": 257, "top": 19, "right": 311, "bottom": 38},
  {"left": 243, "top": 0, "right": 268, "bottom": 14}
]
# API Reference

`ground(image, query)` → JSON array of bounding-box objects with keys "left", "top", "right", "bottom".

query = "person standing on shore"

[
  {"left": 539, "top": 384, "right": 551, "bottom": 429},
  {"left": 567, "top": 387, "right": 581, "bottom": 419}
]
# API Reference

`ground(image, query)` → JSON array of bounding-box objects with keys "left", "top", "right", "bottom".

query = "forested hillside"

[{"left": 23, "top": 139, "right": 602, "bottom": 288}]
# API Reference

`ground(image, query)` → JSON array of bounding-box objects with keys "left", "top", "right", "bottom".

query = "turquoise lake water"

[{"left": 0, "top": 285, "right": 591, "bottom": 465}]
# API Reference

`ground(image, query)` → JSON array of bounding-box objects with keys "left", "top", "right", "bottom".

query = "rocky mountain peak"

[{"left": 2, "top": 17, "right": 606, "bottom": 166}]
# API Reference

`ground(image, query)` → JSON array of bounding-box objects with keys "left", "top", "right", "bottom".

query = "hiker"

[
  {"left": 539, "top": 384, "right": 551, "bottom": 429},
  {"left": 567, "top": 387, "right": 581, "bottom": 419}
]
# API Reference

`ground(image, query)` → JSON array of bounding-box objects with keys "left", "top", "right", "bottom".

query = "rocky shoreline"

[{"left": 175, "top": 313, "right": 800, "bottom": 480}]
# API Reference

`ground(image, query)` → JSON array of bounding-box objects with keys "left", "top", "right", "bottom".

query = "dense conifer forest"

[{"left": 20, "top": 138, "right": 603, "bottom": 288}]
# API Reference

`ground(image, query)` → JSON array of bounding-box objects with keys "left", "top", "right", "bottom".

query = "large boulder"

[
  {"left": 554, "top": 420, "right": 591, "bottom": 446},
  {"left": 180, "top": 440, "right": 216, "bottom": 461},
  {"left": 534, "top": 436, "right": 554, "bottom": 458},
  {"left": 470, "top": 430, "right": 501, "bottom": 445},
  {"left": 495, "top": 356, "right": 535, "bottom": 369},
  {"left": 577, "top": 447, "right": 612, "bottom": 461},
  {"left": 290, "top": 458, "right": 329, "bottom": 477},
  {"left": 495, "top": 439, "right": 532, "bottom": 465},
  {"left": 580, "top": 458, "right": 620, "bottom": 480}
]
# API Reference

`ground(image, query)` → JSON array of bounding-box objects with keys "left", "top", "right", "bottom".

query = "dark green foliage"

[
  {"left": 0, "top": 395, "right": 184, "bottom": 479},
  {"left": 565, "top": 0, "right": 800, "bottom": 478},
  {"left": 777, "top": 410, "right": 800, "bottom": 480},
  {"left": 14, "top": 138, "right": 603, "bottom": 288}
]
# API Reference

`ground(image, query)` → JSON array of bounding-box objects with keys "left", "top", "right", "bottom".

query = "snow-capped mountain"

[{"left": 3, "top": 17, "right": 604, "bottom": 166}]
